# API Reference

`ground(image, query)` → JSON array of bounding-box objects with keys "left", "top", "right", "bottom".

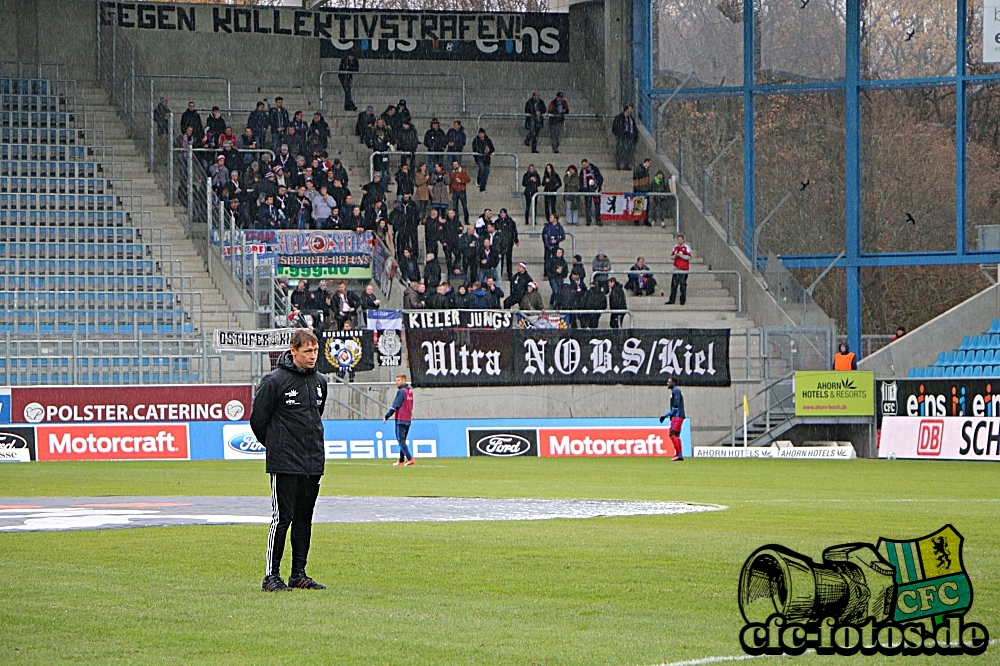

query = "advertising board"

[
  {"left": 538, "top": 426, "right": 680, "bottom": 457},
  {"left": 0, "top": 427, "right": 36, "bottom": 462},
  {"left": 11, "top": 385, "right": 252, "bottom": 424},
  {"left": 34, "top": 423, "right": 191, "bottom": 461},
  {"left": 879, "top": 416, "right": 1000, "bottom": 461},
  {"left": 794, "top": 371, "right": 874, "bottom": 417},
  {"left": 0, "top": 387, "right": 10, "bottom": 425},
  {"left": 877, "top": 378, "right": 1000, "bottom": 418}
]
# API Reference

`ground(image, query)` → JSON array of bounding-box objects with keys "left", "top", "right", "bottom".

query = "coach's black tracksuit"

[{"left": 250, "top": 351, "right": 328, "bottom": 578}]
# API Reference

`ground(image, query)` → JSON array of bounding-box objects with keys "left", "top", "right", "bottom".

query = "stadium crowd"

[{"left": 171, "top": 89, "right": 684, "bottom": 327}]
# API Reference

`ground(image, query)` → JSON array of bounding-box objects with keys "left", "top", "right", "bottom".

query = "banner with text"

[
  {"left": 11, "top": 385, "right": 252, "bottom": 424},
  {"left": 404, "top": 309, "right": 513, "bottom": 330},
  {"left": 794, "top": 371, "right": 874, "bottom": 417},
  {"left": 876, "top": 378, "right": 1000, "bottom": 419},
  {"left": 214, "top": 328, "right": 296, "bottom": 353},
  {"left": 406, "top": 328, "right": 730, "bottom": 387},
  {"left": 879, "top": 416, "right": 1000, "bottom": 462},
  {"left": 98, "top": 3, "right": 569, "bottom": 62}
]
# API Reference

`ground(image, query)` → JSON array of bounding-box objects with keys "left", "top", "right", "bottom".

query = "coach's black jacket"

[{"left": 250, "top": 351, "right": 328, "bottom": 476}]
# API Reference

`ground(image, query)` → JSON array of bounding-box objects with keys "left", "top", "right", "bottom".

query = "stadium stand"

[
  {"left": 0, "top": 67, "right": 245, "bottom": 385},
  {"left": 909, "top": 319, "right": 1000, "bottom": 378}
]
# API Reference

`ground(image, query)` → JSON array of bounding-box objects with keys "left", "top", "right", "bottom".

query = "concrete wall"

[
  {"left": 1, "top": 0, "right": 96, "bottom": 80},
  {"left": 568, "top": 1, "right": 605, "bottom": 111},
  {"left": 860, "top": 282, "right": 1000, "bottom": 378}
]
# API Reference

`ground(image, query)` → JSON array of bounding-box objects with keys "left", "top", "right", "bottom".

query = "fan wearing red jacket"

[{"left": 666, "top": 234, "right": 691, "bottom": 306}]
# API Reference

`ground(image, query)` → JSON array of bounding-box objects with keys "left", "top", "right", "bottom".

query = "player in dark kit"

[
  {"left": 383, "top": 373, "right": 415, "bottom": 466},
  {"left": 250, "top": 329, "right": 329, "bottom": 592},
  {"left": 659, "top": 377, "right": 685, "bottom": 461}
]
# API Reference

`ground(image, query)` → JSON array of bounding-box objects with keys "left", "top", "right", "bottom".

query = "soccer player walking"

[
  {"left": 659, "top": 377, "right": 686, "bottom": 461},
  {"left": 251, "top": 329, "right": 328, "bottom": 592},
  {"left": 384, "top": 374, "right": 415, "bottom": 466}
]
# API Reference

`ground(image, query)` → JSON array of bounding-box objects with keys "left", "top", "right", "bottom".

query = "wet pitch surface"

[{"left": 0, "top": 496, "right": 725, "bottom": 532}]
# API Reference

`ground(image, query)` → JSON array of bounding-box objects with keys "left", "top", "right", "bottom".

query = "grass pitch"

[{"left": 0, "top": 458, "right": 997, "bottom": 665}]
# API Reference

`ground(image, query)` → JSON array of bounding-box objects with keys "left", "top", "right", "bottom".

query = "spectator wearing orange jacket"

[{"left": 449, "top": 160, "right": 471, "bottom": 226}]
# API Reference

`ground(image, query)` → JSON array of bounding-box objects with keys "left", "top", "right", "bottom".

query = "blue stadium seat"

[
  {"left": 974, "top": 366, "right": 984, "bottom": 377},
  {"left": 937, "top": 366, "right": 947, "bottom": 377},
  {"left": 945, "top": 350, "right": 957, "bottom": 365},
  {"left": 961, "top": 335, "right": 973, "bottom": 349},
  {"left": 908, "top": 367, "right": 917, "bottom": 378},
  {"left": 992, "top": 334, "right": 1000, "bottom": 349},
  {"left": 955, "top": 350, "right": 967, "bottom": 364},
  {"left": 991, "top": 319, "right": 1000, "bottom": 334},
  {"left": 985, "top": 350, "right": 995, "bottom": 365},
  {"left": 974, "top": 349, "right": 986, "bottom": 364},
  {"left": 934, "top": 351, "right": 946, "bottom": 365}
]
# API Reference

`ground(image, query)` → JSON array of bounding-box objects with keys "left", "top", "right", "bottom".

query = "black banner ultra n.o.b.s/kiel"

[{"left": 406, "top": 328, "right": 730, "bottom": 388}]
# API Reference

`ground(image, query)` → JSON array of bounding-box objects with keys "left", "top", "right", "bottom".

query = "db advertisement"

[
  {"left": 34, "top": 423, "right": 191, "bottom": 461},
  {"left": 11, "top": 385, "right": 253, "bottom": 424},
  {"left": 794, "top": 371, "right": 874, "bottom": 417},
  {"left": 879, "top": 417, "right": 1000, "bottom": 461}
]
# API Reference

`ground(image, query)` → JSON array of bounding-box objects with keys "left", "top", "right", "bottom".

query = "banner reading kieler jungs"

[{"left": 11, "top": 385, "right": 252, "bottom": 424}]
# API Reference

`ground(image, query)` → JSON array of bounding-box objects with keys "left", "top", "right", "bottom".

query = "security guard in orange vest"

[{"left": 833, "top": 343, "right": 857, "bottom": 371}]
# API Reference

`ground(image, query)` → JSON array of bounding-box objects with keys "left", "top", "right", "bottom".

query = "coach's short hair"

[{"left": 291, "top": 328, "right": 318, "bottom": 348}]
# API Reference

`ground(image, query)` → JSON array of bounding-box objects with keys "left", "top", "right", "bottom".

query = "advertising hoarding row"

[
  {"left": 877, "top": 379, "right": 1000, "bottom": 461},
  {"left": 1, "top": 418, "right": 692, "bottom": 462}
]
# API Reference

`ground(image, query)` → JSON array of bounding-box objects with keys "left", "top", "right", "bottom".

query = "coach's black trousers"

[{"left": 266, "top": 473, "right": 321, "bottom": 578}]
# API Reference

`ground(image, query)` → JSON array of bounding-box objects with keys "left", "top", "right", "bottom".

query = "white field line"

[{"left": 653, "top": 639, "right": 999, "bottom": 666}]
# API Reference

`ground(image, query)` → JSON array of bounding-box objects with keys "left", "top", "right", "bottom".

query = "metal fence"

[
  {"left": 319, "top": 70, "right": 467, "bottom": 114},
  {"left": 369, "top": 150, "right": 521, "bottom": 195}
]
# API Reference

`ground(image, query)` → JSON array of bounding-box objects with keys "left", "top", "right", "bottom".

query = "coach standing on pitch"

[
  {"left": 659, "top": 377, "right": 685, "bottom": 461},
  {"left": 383, "top": 374, "right": 415, "bottom": 466},
  {"left": 251, "top": 329, "right": 329, "bottom": 592}
]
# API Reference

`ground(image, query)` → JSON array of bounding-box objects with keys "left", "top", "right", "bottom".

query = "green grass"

[{"left": 0, "top": 458, "right": 998, "bottom": 665}]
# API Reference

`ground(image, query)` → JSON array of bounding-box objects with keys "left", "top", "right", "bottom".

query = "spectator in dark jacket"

[
  {"left": 524, "top": 92, "right": 546, "bottom": 153},
  {"left": 403, "top": 281, "right": 425, "bottom": 309},
  {"left": 611, "top": 105, "right": 639, "bottom": 170},
  {"left": 460, "top": 225, "right": 480, "bottom": 280},
  {"left": 549, "top": 247, "right": 568, "bottom": 307},
  {"left": 570, "top": 253, "right": 586, "bottom": 283},
  {"left": 542, "top": 213, "right": 565, "bottom": 279},
  {"left": 248, "top": 102, "right": 269, "bottom": 149},
  {"left": 446, "top": 120, "right": 467, "bottom": 166},
  {"left": 338, "top": 53, "right": 359, "bottom": 110},
  {"left": 626, "top": 257, "right": 657, "bottom": 296},
  {"left": 541, "top": 164, "right": 562, "bottom": 221},
  {"left": 547, "top": 92, "right": 570, "bottom": 153},
  {"left": 579, "top": 159, "right": 604, "bottom": 226},
  {"left": 355, "top": 106, "right": 376, "bottom": 142},
  {"left": 397, "top": 121, "right": 418, "bottom": 168},
  {"left": 206, "top": 107, "right": 227, "bottom": 138},
  {"left": 423, "top": 119, "right": 448, "bottom": 164},
  {"left": 269, "top": 98, "right": 290, "bottom": 153},
  {"left": 424, "top": 252, "right": 442, "bottom": 290},
  {"left": 309, "top": 113, "right": 330, "bottom": 153},
  {"left": 154, "top": 97, "right": 171, "bottom": 135},
  {"left": 607, "top": 277, "right": 627, "bottom": 328},
  {"left": 471, "top": 128, "right": 496, "bottom": 192},
  {"left": 396, "top": 99, "right": 411, "bottom": 125},
  {"left": 496, "top": 208, "right": 519, "bottom": 282},
  {"left": 180, "top": 102, "right": 203, "bottom": 140},
  {"left": 484, "top": 277, "right": 504, "bottom": 309},
  {"left": 467, "top": 282, "right": 491, "bottom": 309},
  {"left": 504, "top": 262, "right": 532, "bottom": 308},
  {"left": 581, "top": 281, "right": 607, "bottom": 328},
  {"left": 522, "top": 164, "right": 542, "bottom": 221},
  {"left": 400, "top": 249, "right": 421, "bottom": 283}
]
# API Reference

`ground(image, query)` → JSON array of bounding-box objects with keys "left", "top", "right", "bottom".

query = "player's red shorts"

[{"left": 669, "top": 416, "right": 684, "bottom": 434}]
